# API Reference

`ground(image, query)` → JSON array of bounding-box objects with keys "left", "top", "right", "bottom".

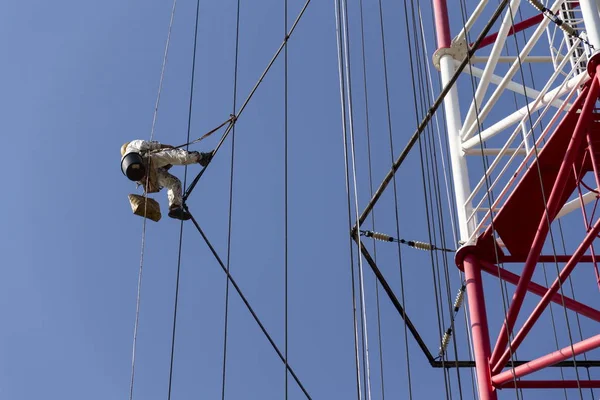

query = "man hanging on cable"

[{"left": 120, "top": 140, "right": 213, "bottom": 221}]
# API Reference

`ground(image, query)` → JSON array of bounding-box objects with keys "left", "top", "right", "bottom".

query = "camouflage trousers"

[{"left": 151, "top": 149, "right": 200, "bottom": 208}]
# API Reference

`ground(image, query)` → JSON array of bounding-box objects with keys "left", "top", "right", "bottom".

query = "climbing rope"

[{"left": 173, "top": 115, "right": 236, "bottom": 149}]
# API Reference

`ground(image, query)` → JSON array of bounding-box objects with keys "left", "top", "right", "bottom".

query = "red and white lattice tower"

[{"left": 434, "top": 0, "right": 600, "bottom": 398}]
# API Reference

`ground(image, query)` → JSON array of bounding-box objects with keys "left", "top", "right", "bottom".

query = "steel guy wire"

[
  {"left": 334, "top": 0, "right": 362, "bottom": 397},
  {"left": 129, "top": 0, "right": 178, "bottom": 398}
]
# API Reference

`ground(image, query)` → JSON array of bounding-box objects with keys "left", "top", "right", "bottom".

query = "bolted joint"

[{"left": 432, "top": 38, "right": 467, "bottom": 70}]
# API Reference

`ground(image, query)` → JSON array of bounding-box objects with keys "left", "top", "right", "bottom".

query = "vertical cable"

[
  {"left": 333, "top": 0, "right": 362, "bottom": 397},
  {"left": 357, "top": 0, "right": 386, "bottom": 396},
  {"left": 417, "top": 6, "right": 470, "bottom": 397},
  {"left": 339, "top": 0, "right": 373, "bottom": 397},
  {"left": 167, "top": 0, "right": 201, "bottom": 397},
  {"left": 221, "top": 0, "right": 241, "bottom": 398},
  {"left": 129, "top": 1, "right": 178, "bottom": 399},
  {"left": 412, "top": 12, "right": 454, "bottom": 397},
  {"left": 284, "top": 0, "right": 289, "bottom": 396},
  {"left": 376, "top": 0, "right": 414, "bottom": 397},
  {"left": 420, "top": 6, "right": 477, "bottom": 394}
]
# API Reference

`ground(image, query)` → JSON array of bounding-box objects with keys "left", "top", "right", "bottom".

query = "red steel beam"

[
  {"left": 479, "top": 260, "right": 600, "bottom": 322},
  {"left": 474, "top": 14, "right": 544, "bottom": 50},
  {"left": 464, "top": 255, "right": 498, "bottom": 400},
  {"left": 492, "top": 216, "right": 600, "bottom": 374},
  {"left": 472, "top": 3, "right": 580, "bottom": 50},
  {"left": 492, "top": 334, "right": 600, "bottom": 386},
  {"left": 489, "top": 74, "right": 600, "bottom": 368},
  {"left": 496, "top": 380, "right": 600, "bottom": 389},
  {"left": 502, "top": 255, "right": 596, "bottom": 263}
]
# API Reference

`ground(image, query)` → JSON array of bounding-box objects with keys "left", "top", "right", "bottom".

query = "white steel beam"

[
  {"left": 464, "top": 148, "right": 527, "bottom": 155},
  {"left": 557, "top": 191, "right": 598, "bottom": 218},
  {"left": 462, "top": 0, "right": 522, "bottom": 136},
  {"left": 460, "top": 0, "right": 566, "bottom": 141},
  {"left": 458, "top": 62, "right": 565, "bottom": 109},
  {"left": 462, "top": 71, "right": 587, "bottom": 150},
  {"left": 455, "top": 0, "right": 489, "bottom": 43},
  {"left": 470, "top": 56, "right": 558, "bottom": 63}
]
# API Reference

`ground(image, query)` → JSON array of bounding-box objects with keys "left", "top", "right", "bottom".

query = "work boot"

[
  {"left": 168, "top": 205, "right": 191, "bottom": 221},
  {"left": 198, "top": 151, "right": 214, "bottom": 167}
]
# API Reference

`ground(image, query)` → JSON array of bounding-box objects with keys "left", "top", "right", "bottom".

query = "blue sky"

[{"left": 2, "top": 0, "right": 599, "bottom": 399}]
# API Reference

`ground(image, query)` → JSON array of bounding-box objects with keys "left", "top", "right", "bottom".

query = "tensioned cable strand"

[
  {"left": 149, "top": 0, "right": 179, "bottom": 142},
  {"left": 186, "top": 210, "right": 312, "bottom": 399},
  {"left": 358, "top": 0, "right": 385, "bottom": 396},
  {"left": 284, "top": 0, "right": 290, "bottom": 397},
  {"left": 333, "top": 0, "right": 363, "bottom": 397},
  {"left": 417, "top": 9, "right": 468, "bottom": 392},
  {"left": 414, "top": 4, "right": 465, "bottom": 396},
  {"left": 339, "top": 0, "right": 373, "bottom": 397},
  {"left": 220, "top": 0, "right": 241, "bottom": 397},
  {"left": 129, "top": 1, "right": 178, "bottom": 398},
  {"left": 408, "top": 3, "right": 453, "bottom": 396},
  {"left": 182, "top": 0, "right": 312, "bottom": 201},
  {"left": 167, "top": 0, "right": 202, "bottom": 397}
]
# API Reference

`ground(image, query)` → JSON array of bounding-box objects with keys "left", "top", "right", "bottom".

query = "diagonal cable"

[
  {"left": 186, "top": 208, "right": 312, "bottom": 399},
  {"left": 182, "top": 0, "right": 312, "bottom": 200}
]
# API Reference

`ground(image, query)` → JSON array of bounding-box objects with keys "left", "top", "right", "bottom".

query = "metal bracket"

[{"left": 432, "top": 39, "right": 468, "bottom": 70}]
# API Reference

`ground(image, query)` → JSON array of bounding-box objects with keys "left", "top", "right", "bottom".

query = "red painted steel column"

[
  {"left": 463, "top": 254, "right": 498, "bottom": 400},
  {"left": 432, "top": 0, "right": 451, "bottom": 48},
  {"left": 489, "top": 72, "right": 600, "bottom": 367},
  {"left": 492, "top": 334, "right": 600, "bottom": 386}
]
